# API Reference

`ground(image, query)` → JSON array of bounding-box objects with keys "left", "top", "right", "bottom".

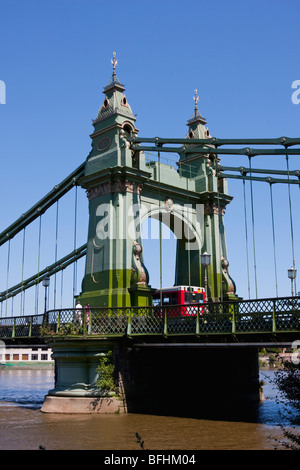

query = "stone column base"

[
  {"left": 41, "top": 395, "right": 126, "bottom": 414},
  {"left": 128, "top": 285, "right": 156, "bottom": 307}
]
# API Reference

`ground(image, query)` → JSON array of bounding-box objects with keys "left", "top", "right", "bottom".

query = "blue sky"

[{"left": 0, "top": 0, "right": 299, "bottom": 314}]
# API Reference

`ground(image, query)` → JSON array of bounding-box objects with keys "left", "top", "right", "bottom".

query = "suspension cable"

[
  {"left": 158, "top": 150, "right": 162, "bottom": 306},
  {"left": 5, "top": 239, "right": 11, "bottom": 317},
  {"left": 242, "top": 178, "right": 251, "bottom": 299},
  {"left": 60, "top": 269, "right": 64, "bottom": 309},
  {"left": 286, "top": 152, "right": 297, "bottom": 295},
  {"left": 269, "top": 183, "right": 278, "bottom": 297},
  {"left": 54, "top": 200, "right": 59, "bottom": 309},
  {"left": 248, "top": 156, "right": 258, "bottom": 298},
  {"left": 22, "top": 291, "right": 26, "bottom": 316},
  {"left": 0, "top": 162, "right": 85, "bottom": 247},
  {"left": 73, "top": 186, "right": 78, "bottom": 306},
  {"left": 186, "top": 165, "right": 191, "bottom": 292},
  {"left": 35, "top": 215, "right": 42, "bottom": 314},
  {"left": 20, "top": 227, "right": 26, "bottom": 315},
  {"left": 216, "top": 163, "right": 223, "bottom": 301},
  {"left": 0, "top": 244, "right": 87, "bottom": 302}
]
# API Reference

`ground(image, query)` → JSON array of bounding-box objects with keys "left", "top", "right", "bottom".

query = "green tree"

[{"left": 273, "top": 358, "right": 300, "bottom": 450}]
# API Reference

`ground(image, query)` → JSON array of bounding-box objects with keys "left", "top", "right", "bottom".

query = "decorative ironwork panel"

[
  {"left": 167, "top": 316, "right": 197, "bottom": 334},
  {"left": 274, "top": 298, "right": 300, "bottom": 331},
  {"left": 200, "top": 313, "right": 232, "bottom": 333},
  {"left": 59, "top": 310, "right": 76, "bottom": 324},
  {"left": 15, "top": 317, "right": 31, "bottom": 337},
  {"left": 0, "top": 318, "right": 13, "bottom": 338},
  {"left": 91, "top": 312, "right": 128, "bottom": 335},
  {"left": 130, "top": 309, "right": 164, "bottom": 335},
  {"left": 47, "top": 310, "right": 59, "bottom": 324},
  {"left": 236, "top": 314, "right": 273, "bottom": 332},
  {"left": 275, "top": 313, "right": 300, "bottom": 331},
  {"left": 31, "top": 316, "right": 43, "bottom": 337},
  {"left": 238, "top": 300, "right": 273, "bottom": 316},
  {"left": 275, "top": 298, "right": 300, "bottom": 313}
]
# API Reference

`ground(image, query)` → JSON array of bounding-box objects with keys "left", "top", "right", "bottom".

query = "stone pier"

[{"left": 42, "top": 339, "right": 260, "bottom": 419}]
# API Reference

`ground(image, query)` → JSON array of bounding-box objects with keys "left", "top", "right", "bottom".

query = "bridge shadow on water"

[
  {"left": 125, "top": 399, "right": 267, "bottom": 425},
  {"left": 125, "top": 398, "right": 297, "bottom": 427},
  {"left": 116, "top": 345, "right": 298, "bottom": 427}
]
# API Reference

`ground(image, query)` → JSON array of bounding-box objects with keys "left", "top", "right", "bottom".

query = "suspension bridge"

[{"left": 0, "top": 54, "right": 299, "bottom": 415}]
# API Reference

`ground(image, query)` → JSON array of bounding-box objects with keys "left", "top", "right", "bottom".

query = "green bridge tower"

[{"left": 77, "top": 53, "right": 237, "bottom": 308}]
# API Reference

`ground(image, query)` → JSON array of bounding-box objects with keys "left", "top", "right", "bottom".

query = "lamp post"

[
  {"left": 42, "top": 276, "right": 50, "bottom": 313},
  {"left": 201, "top": 251, "right": 211, "bottom": 302},
  {"left": 287, "top": 266, "right": 296, "bottom": 297}
]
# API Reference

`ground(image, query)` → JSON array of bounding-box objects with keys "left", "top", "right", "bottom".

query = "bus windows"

[
  {"left": 152, "top": 292, "right": 178, "bottom": 306},
  {"left": 184, "top": 292, "right": 204, "bottom": 304}
]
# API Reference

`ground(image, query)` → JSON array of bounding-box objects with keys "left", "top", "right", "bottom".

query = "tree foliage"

[
  {"left": 273, "top": 359, "right": 300, "bottom": 450},
  {"left": 96, "top": 351, "right": 116, "bottom": 394}
]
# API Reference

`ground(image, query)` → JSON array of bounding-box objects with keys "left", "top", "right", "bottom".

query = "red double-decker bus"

[{"left": 152, "top": 285, "right": 205, "bottom": 316}]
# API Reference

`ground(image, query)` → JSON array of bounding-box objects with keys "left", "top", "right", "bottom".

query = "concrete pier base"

[
  {"left": 42, "top": 339, "right": 124, "bottom": 413},
  {"left": 41, "top": 395, "right": 126, "bottom": 414}
]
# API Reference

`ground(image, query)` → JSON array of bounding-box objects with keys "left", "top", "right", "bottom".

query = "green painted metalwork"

[
  {"left": 219, "top": 166, "right": 300, "bottom": 177},
  {"left": 220, "top": 174, "right": 299, "bottom": 185},
  {"left": 0, "top": 296, "right": 299, "bottom": 340},
  {"left": 218, "top": 165, "right": 300, "bottom": 185},
  {"left": 0, "top": 163, "right": 85, "bottom": 246},
  {"left": 128, "top": 136, "right": 300, "bottom": 147},
  {"left": 132, "top": 145, "right": 300, "bottom": 157},
  {"left": 0, "top": 244, "right": 87, "bottom": 302}
]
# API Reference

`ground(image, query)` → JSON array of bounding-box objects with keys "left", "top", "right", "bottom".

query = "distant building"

[{"left": 0, "top": 345, "right": 53, "bottom": 366}]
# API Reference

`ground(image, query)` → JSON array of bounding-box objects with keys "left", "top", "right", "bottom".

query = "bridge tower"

[{"left": 77, "top": 54, "right": 237, "bottom": 308}]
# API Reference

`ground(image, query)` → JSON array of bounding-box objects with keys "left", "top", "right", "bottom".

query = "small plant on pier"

[{"left": 96, "top": 351, "right": 116, "bottom": 394}]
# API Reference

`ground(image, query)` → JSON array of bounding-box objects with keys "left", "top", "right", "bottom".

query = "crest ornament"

[{"left": 164, "top": 198, "right": 174, "bottom": 212}]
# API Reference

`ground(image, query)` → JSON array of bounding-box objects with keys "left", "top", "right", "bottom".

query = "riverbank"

[
  {"left": 259, "top": 349, "right": 294, "bottom": 369},
  {"left": 0, "top": 362, "right": 54, "bottom": 370}
]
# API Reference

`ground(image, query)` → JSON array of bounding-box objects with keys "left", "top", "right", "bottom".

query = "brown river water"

[{"left": 0, "top": 368, "right": 296, "bottom": 451}]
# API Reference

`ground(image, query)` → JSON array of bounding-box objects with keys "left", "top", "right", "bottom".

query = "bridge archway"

[
  {"left": 137, "top": 198, "right": 203, "bottom": 289},
  {"left": 141, "top": 218, "right": 177, "bottom": 289},
  {"left": 139, "top": 200, "right": 202, "bottom": 250}
]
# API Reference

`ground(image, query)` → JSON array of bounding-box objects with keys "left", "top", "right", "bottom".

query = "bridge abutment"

[
  {"left": 41, "top": 340, "right": 126, "bottom": 414},
  {"left": 42, "top": 339, "right": 260, "bottom": 419}
]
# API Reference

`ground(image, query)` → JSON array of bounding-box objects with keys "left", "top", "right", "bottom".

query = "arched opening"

[
  {"left": 141, "top": 218, "right": 177, "bottom": 290},
  {"left": 122, "top": 123, "right": 133, "bottom": 138},
  {"left": 140, "top": 205, "right": 202, "bottom": 293}
]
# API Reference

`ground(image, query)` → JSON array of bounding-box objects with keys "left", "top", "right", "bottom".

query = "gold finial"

[{"left": 111, "top": 51, "right": 118, "bottom": 78}]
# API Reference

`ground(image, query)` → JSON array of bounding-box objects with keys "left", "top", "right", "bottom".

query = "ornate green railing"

[{"left": 0, "top": 296, "right": 299, "bottom": 340}]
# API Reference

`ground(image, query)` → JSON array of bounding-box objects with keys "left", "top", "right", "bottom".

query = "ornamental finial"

[
  {"left": 193, "top": 89, "right": 199, "bottom": 114},
  {"left": 187, "top": 88, "right": 206, "bottom": 125},
  {"left": 111, "top": 52, "right": 118, "bottom": 79}
]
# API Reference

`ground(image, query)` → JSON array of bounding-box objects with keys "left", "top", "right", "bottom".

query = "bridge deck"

[{"left": 0, "top": 297, "right": 299, "bottom": 345}]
